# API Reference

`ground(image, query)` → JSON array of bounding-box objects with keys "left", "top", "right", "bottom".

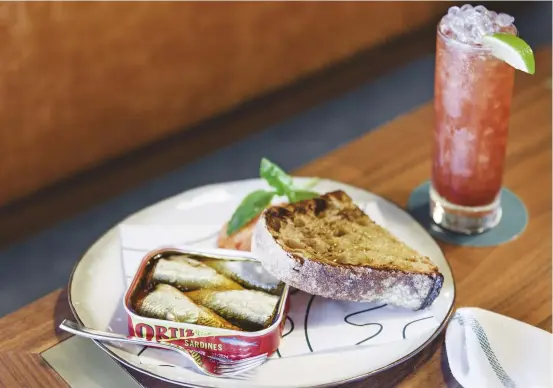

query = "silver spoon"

[{"left": 59, "top": 319, "right": 267, "bottom": 378}]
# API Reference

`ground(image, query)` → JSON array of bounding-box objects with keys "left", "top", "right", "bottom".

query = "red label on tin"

[{"left": 127, "top": 316, "right": 284, "bottom": 360}]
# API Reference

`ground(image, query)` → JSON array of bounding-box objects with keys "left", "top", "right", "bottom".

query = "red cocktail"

[{"left": 430, "top": 5, "right": 516, "bottom": 234}]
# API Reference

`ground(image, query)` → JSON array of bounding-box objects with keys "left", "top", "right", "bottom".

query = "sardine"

[
  {"left": 202, "top": 259, "right": 284, "bottom": 295},
  {"left": 136, "top": 284, "right": 241, "bottom": 330},
  {"left": 185, "top": 289, "right": 280, "bottom": 331},
  {"left": 152, "top": 255, "right": 243, "bottom": 291}
]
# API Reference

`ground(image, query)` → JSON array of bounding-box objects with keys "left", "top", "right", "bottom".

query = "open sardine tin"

[{"left": 124, "top": 246, "right": 290, "bottom": 372}]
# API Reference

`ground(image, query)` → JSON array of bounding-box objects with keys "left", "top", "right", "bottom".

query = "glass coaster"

[{"left": 407, "top": 181, "right": 528, "bottom": 247}]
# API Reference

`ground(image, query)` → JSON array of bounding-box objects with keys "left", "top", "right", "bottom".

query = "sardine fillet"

[
  {"left": 202, "top": 259, "right": 283, "bottom": 296},
  {"left": 186, "top": 289, "right": 280, "bottom": 331},
  {"left": 152, "top": 255, "right": 243, "bottom": 291},
  {"left": 136, "top": 284, "right": 241, "bottom": 331}
]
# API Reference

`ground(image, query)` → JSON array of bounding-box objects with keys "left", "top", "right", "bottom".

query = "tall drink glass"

[{"left": 431, "top": 5, "right": 516, "bottom": 234}]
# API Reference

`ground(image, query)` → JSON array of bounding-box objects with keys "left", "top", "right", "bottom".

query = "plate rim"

[{"left": 67, "top": 177, "right": 457, "bottom": 388}]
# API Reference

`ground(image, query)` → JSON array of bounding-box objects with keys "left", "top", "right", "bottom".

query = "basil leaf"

[
  {"left": 226, "top": 190, "right": 276, "bottom": 236},
  {"left": 259, "top": 158, "right": 294, "bottom": 196},
  {"left": 287, "top": 190, "right": 320, "bottom": 203}
]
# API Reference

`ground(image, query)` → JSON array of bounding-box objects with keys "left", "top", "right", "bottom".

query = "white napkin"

[{"left": 446, "top": 307, "right": 552, "bottom": 388}]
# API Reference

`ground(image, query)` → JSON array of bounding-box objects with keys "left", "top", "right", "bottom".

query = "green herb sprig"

[{"left": 226, "top": 158, "right": 320, "bottom": 236}]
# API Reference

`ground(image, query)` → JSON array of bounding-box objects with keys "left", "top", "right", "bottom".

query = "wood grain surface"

[
  {"left": 0, "top": 352, "right": 68, "bottom": 388},
  {"left": 0, "top": 1, "right": 452, "bottom": 208},
  {"left": 0, "top": 290, "right": 71, "bottom": 387},
  {"left": 0, "top": 46, "right": 550, "bottom": 388}
]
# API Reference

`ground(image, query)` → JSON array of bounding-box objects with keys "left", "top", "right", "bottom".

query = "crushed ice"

[{"left": 440, "top": 4, "right": 515, "bottom": 45}]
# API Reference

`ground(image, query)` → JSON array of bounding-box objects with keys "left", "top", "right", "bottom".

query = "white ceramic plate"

[{"left": 68, "top": 178, "right": 455, "bottom": 388}]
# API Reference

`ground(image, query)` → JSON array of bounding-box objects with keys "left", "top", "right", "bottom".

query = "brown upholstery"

[{"left": 0, "top": 2, "right": 450, "bottom": 206}]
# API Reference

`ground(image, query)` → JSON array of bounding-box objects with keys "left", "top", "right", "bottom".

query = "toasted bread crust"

[{"left": 252, "top": 190, "right": 444, "bottom": 310}]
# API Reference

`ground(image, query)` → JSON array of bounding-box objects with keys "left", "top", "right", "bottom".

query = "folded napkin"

[{"left": 446, "top": 307, "right": 552, "bottom": 388}]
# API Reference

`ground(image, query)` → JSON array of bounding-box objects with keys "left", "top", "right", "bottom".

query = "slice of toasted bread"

[{"left": 252, "top": 190, "right": 443, "bottom": 310}]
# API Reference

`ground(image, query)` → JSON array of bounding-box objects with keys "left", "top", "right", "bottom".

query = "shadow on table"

[
  {"left": 53, "top": 289, "right": 75, "bottom": 344},
  {"left": 441, "top": 346, "right": 463, "bottom": 388}
]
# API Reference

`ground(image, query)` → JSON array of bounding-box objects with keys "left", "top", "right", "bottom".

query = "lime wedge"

[{"left": 482, "top": 33, "right": 535, "bottom": 74}]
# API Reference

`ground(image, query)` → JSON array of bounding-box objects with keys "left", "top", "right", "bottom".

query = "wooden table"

[{"left": 0, "top": 46, "right": 550, "bottom": 388}]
